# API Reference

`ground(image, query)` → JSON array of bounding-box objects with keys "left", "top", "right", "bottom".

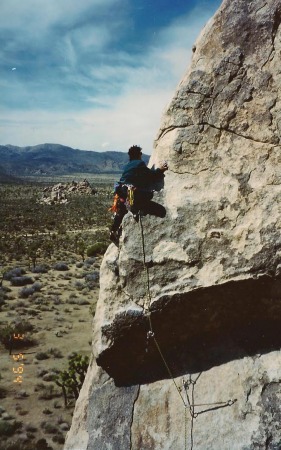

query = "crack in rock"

[{"left": 129, "top": 385, "right": 140, "bottom": 450}]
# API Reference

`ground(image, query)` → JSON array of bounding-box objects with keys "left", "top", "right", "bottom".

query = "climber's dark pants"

[
  {"left": 111, "top": 202, "right": 127, "bottom": 233},
  {"left": 130, "top": 191, "right": 153, "bottom": 214}
]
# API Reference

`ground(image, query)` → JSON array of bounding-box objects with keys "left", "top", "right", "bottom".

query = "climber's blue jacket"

[{"left": 119, "top": 160, "right": 164, "bottom": 190}]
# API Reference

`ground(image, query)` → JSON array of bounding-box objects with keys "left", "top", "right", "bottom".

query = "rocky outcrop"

[
  {"left": 40, "top": 180, "right": 96, "bottom": 205},
  {"left": 65, "top": 0, "right": 281, "bottom": 449}
]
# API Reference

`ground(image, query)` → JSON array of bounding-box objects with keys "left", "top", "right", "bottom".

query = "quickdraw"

[{"left": 126, "top": 185, "right": 136, "bottom": 207}]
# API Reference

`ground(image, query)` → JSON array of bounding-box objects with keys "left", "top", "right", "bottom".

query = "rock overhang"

[{"left": 96, "top": 274, "right": 281, "bottom": 386}]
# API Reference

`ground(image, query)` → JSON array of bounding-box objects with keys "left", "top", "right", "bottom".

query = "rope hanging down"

[
  {"left": 138, "top": 213, "right": 236, "bottom": 450},
  {"left": 139, "top": 213, "right": 186, "bottom": 407}
]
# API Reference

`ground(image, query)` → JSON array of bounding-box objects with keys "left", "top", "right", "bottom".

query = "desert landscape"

[{"left": 0, "top": 174, "right": 114, "bottom": 450}]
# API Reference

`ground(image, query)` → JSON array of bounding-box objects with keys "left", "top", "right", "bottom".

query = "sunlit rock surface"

[{"left": 65, "top": 0, "right": 281, "bottom": 448}]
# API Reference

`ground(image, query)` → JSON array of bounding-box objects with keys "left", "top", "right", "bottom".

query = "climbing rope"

[
  {"left": 185, "top": 405, "right": 188, "bottom": 450},
  {"left": 139, "top": 213, "right": 187, "bottom": 407},
  {"left": 138, "top": 212, "right": 236, "bottom": 450},
  {"left": 139, "top": 213, "right": 191, "bottom": 450}
]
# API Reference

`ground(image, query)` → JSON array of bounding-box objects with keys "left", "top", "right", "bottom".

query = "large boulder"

[{"left": 65, "top": 0, "right": 281, "bottom": 449}]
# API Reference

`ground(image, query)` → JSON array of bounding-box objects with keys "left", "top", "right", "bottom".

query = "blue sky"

[{"left": 0, "top": 0, "right": 221, "bottom": 153}]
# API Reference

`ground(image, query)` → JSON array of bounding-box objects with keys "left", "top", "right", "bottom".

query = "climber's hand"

[{"left": 159, "top": 160, "right": 168, "bottom": 172}]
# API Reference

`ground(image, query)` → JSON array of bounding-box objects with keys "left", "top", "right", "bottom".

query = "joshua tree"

[
  {"left": 26, "top": 239, "right": 41, "bottom": 269},
  {"left": 77, "top": 240, "right": 86, "bottom": 262},
  {"left": 55, "top": 354, "right": 89, "bottom": 407}
]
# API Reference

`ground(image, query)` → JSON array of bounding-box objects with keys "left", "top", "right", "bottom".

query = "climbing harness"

[
  {"left": 138, "top": 213, "right": 237, "bottom": 450},
  {"left": 109, "top": 184, "right": 136, "bottom": 217}
]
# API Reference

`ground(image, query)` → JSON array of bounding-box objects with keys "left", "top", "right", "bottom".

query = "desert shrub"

[
  {"left": 53, "top": 262, "right": 69, "bottom": 271},
  {"left": 13, "top": 319, "right": 34, "bottom": 333},
  {"left": 25, "top": 424, "right": 37, "bottom": 432},
  {"left": 48, "top": 295, "right": 61, "bottom": 305},
  {"left": 32, "top": 281, "right": 42, "bottom": 291},
  {"left": 1, "top": 285, "right": 11, "bottom": 293},
  {"left": 37, "top": 368, "right": 48, "bottom": 378},
  {"left": 75, "top": 262, "right": 83, "bottom": 268},
  {"left": 43, "top": 372, "right": 57, "bottom": 382},
  {"left": 0, "top": 320, "right": 35, "bottom": 349},
  {"left": 32, "top": 265, "right": 49, "bottom": 274},
  {"left": 41, "top": 422, "right": 59, "bottom": 434},
  {"left": 85, "top": 272, "right": 99, "bottom": 282},
  {"left": 35, "top": 438, "right": 53, "bottom": 450},
  {"left": 0, "top": 290, "right": 6, "bottom": 309},
  {"left": 85, "top": 271, "right": 99, "bottom": 289},
  {"left": 15, "top": 299, "right": 26, "bottom": 307},
  {"left": 10, "top": 276, "right": 34, "bottom": 287},
  {"left": 18, "top": 287, "right": 34, "bottom": 298},
  {"left": 52, "top": 434, "right": 65, "bottom": 444},
  {"left": 34, "top": 297, "right": 48, "bottom": 305},
  {"left": 19, "top": 282, "right": 42, "bottom": 298},
  {"left": 66, "top": 298, "right": 77, "bottom": 305},
  {"left": 74, "top": 271, "right": 84, "bottom": 279},
  {"left": 14, "top": 390, "right": 29, "bottom": 399},
  {"left": 0, "top": 387, "right": 8, "bottom": 399},
  {"left": 86, "top": 242, "right": 107, "bottom": 257},
  {"left": 0, "top": 440, "right": 37, "bottom": 450},
  {"left": 74, "top": 280, "right": 84, "bottom": 291},
  {"left": 35, "top": 352, "right": 49, "bottom": 361},
  {"left": 54, "top": 315, "right": 65, "bottom": 322},
  {"left": 89, "top": 303, "right": 97, "bottom": 317},
  {"left": 84, "top": 257, "right": 95, "bottom": 265},
  {"left": 37, "top": 383, "right": 60, "bottom": 400},
  {"left": 53, "top": 401, "right": 61, "bottom": 409},
  {"left": 0, "top": 419, "right": 22, "bottom": 436},
  {"left": 62, "top": 274, "right": 72, "bottom": 281},
  {"left": 18, "top": 410, "right": 28, "bottom": 416},
  {"left": 25, "top": 308, "right": 39, "bottom": 317},
  {"left": 48, "top": 348, "right": 63, "bottom": 359},
  {"left": 4, "top": 268, "right": 26, "bottom": 280},
  {"left": 77, "top": 299, "right": 90, "bottom": 305}
]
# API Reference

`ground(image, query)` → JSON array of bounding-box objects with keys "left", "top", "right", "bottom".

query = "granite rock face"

[{"left": 65, "top": 0, "right": 281, "bottom": 448}]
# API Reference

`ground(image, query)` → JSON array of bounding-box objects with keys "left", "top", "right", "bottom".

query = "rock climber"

[{"left": 109, "top": 145, "right": 168, "bottom": 245}]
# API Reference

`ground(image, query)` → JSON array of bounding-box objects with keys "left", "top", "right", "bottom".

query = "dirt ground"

[{"left": 0, "top": 253, "right": 102, "bottom": 450}]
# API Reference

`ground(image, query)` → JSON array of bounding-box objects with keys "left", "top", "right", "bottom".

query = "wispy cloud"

[{"left": 0, "top": 0, "right": 222, "bottom": 152}]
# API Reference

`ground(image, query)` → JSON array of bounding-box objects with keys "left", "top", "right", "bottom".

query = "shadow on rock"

[{"left": 97, "top": 275, "right": 281, "bottom": 386}]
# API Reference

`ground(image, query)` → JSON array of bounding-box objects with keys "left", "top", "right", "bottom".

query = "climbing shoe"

[
  {"left": 109, "top": 231, "right": 119, "bottom": 246},
  {"left": 133, "top": 212, "right": 140, "bottom": 223}
]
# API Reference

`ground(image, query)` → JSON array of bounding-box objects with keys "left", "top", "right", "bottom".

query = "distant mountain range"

[{"left": 0, "top": 144, "right": 150, "bottom": 177}]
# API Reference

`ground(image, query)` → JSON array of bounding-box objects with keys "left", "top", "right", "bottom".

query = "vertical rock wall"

[{"left": 65, "top": 0, "right": 281, "bottom": 448}]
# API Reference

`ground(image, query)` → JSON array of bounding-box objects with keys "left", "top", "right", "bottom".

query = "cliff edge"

[{"left": 65, "top": 0, "right": 281, "bottom": 448}]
